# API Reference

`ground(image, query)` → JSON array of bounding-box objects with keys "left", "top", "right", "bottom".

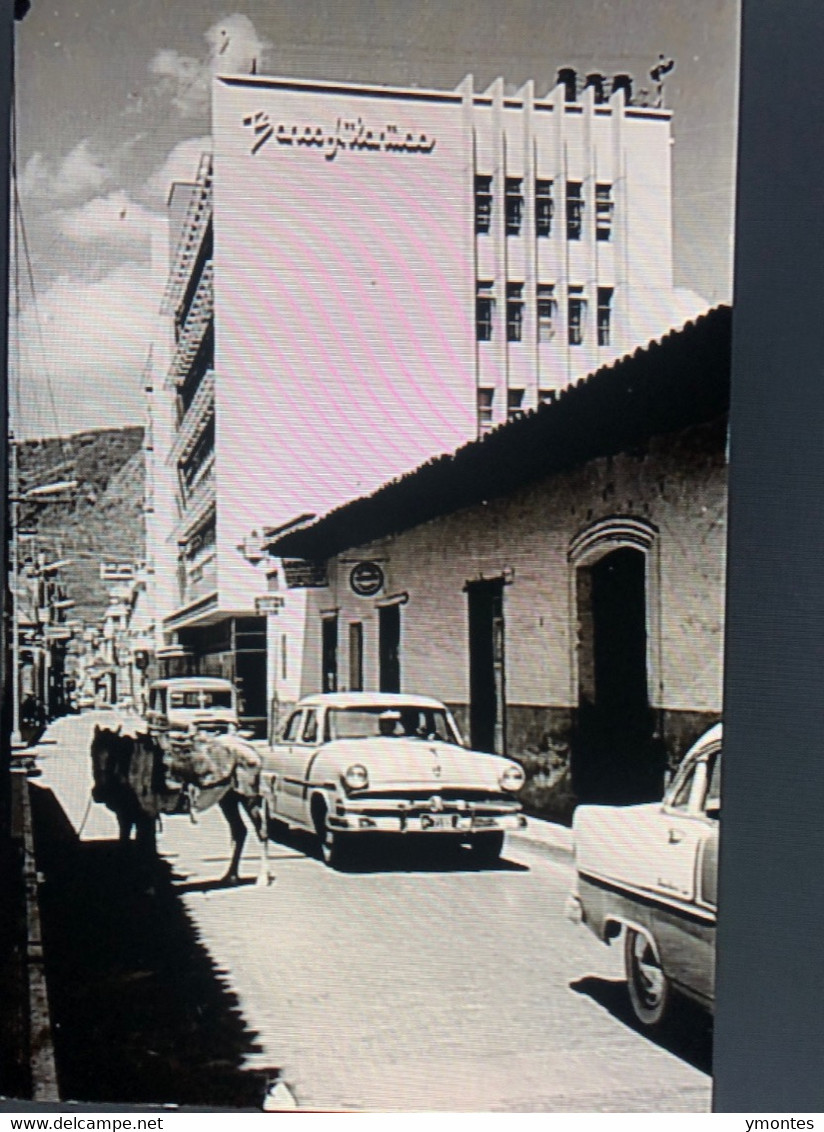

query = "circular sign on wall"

[{"left": 350, "top": 561, "right": 385, "bottom": 597}]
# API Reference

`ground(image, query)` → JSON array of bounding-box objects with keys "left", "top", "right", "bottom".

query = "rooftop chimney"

[
  {"left": 611, "top": 74, "right": 633, "bottom": 105},
  {"left": 557, "top": 68, "right": 577, "bottom": 103}
]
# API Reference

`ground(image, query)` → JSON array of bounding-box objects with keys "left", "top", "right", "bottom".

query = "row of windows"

[
  {"left": 478, "top": 387, "right": 559, "bottom": 428},
  {"left": 476, "top": 282, "right": 613, "bottom": 346},
  {"left": 475, "top": 176, "right": 614, "bottom": 242}
]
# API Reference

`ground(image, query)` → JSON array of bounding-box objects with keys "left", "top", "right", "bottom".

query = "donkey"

[{"left": 90, "top": 719, "right": 273, "bottom": 885}]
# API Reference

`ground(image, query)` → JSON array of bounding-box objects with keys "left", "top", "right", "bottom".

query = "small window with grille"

[
  {"left": 536, "top": 179, "right": 553, "bottom": 237},
  {"left": 478, "top": 388, "right": 494, "bottom": 431},
  {"left": 506, "top": 282, "right": 524, "bottom": 342},
  {"left": 537, "top": 283, "right": 556, "bottom": 342},
  {"left": 507, "top": 389, "right": 525, "bottom": 421},
  {"left": 597, "top": 287, "right": 614, "bottom": 346},
  {"left": 568, "top": 285, "right": 587, "bottom": 345},
  {"left": 476, "top": 281, "right": 495, "bottom": 341},
  {"left": 596, "top": 183, "right": 614, "bottom": 241},
  {"left": 505, "top": 177, "right": 524, "bottom": 236},
  {"left": 566, "top": 181, "right": 584, "bottom": 240},
  {"left": 475, "top": 175, "right": 493, "bottom": 234}
]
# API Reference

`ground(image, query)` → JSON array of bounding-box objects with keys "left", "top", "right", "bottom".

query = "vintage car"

[
  {"left": 145, "top": 677, "right": 250, "bottom": 738},
  {"left": 568, "top": 723, "right": 720, "bottom": 1028},
  {"left": 259, "top": 692, "right": 527, "bottom": 868}
]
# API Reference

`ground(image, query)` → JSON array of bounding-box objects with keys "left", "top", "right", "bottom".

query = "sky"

[{"left": 10, "top": 0, "right": 740, "bottom": 440}]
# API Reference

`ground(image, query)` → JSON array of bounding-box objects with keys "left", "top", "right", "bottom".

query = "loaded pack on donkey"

[{"left": 90, "top": 676, "right": 272, "bottom": 885}]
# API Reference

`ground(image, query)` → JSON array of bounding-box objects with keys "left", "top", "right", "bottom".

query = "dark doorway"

[
  {"left": 321, "top": 615, "right": 338, "bottom": 693},
  {"left": 574, "top": 547, "right": 661, "bottom": 804},
  {"left": 378, "top": 604, "right": 401, "bottom": 693},
  {"left": 467, "top": 579, "right": 505, "bottom": 753}
]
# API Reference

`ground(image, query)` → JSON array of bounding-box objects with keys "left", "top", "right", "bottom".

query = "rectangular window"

[
  {"left": 536, "top": 179, "right": 553, "bottom": 237},
  {"left": 538, "top": 389, "right": 556, "bottom": 406},
  {"left": 505, "top": 177, "right": 524, "bottom": 236},
  {"left": 475, "top": 175, "right": 493, "bottom": 234},
  {"left": 568, "top": 285, "right": 586, "bottom": 346},
  {"left": 596, "top": 183, "right": 614, "bottom": 241},
  {"left": 597, "top": 287, "right": 614, "bottom": 346},
  {"left": 506, "top": 282, "right": 524, "bottom": 342},
  {"left": 478, "top": 388, "right": 494, "bottom": 431},
  {"left": 507, "top": 389, "right": 525, "bottom": 421},
  {"left": 566, "top": 181, "right": 584, "bottom": 240},
  {"left": 349, "top": 622, "right": 363, "bottom": 692},
  {"left": 537, "top": 283, "right": 557, "bottom": 342},
  {"left": 476, "top": 281, "right": 495, "bottom": 341}
]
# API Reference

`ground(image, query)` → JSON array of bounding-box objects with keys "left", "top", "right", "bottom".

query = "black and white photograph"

[{"left": 3, "top": 0, "right": 739, "bottom": 1113}]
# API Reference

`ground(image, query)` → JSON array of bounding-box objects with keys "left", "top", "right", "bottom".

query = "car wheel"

[
  {"left": 470, "top": 831, "right": 505, "bottom": 866},
  {"left": 624, "top": 927, "right": 671, "bottom": 1028},
  {"left": 312, "top": 798, "right": 351, "bottom": 870}
]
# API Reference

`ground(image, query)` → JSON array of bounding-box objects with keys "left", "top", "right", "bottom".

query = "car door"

[
  {"left": 270, "top": 709, "right": 304, "bottom": 822},
  {"left": 655, "top": 744, "right": 720, "bottom": 1003},
  {"left": 655, "top": 756, "right": 709, "bottom": 903},
  {"left": 293, "top": 708, "right": 323, "bottom": 826}
]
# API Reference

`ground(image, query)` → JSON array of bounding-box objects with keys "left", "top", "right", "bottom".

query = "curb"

[{"left": 508, "top": 818, "right": 574, "bottom": 867}]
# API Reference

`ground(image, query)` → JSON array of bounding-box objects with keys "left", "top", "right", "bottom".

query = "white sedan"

[{"left": 259, "top": 692, "right": 527, "bottom": 868}]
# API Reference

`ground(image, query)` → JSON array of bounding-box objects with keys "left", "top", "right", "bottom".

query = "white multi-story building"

[{"left": 146, "top": 66, "right": 707, "bottom": 734}]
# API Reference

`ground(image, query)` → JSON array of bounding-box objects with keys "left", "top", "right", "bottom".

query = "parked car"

[
  {"left": 145, "top": 677, "right": 250, "bottom": 738},
  {"left": 260, "top": 692, "right": 527, "bottom": 868},
  {"left": 567, "top": 723, "right": 720, "bottom": 1029}
]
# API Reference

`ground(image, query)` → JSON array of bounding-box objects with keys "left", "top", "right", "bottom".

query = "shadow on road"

[
  {"left": 30, "top": 784, "right": 280, "bottom": 1108},
  {"left": 268, "top": 823, "right": 529, "bottom": 874},
  {"left": 569, "top": 974, "right": 713, "bottom": 1076}
]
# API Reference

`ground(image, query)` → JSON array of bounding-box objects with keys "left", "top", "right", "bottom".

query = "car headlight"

[
  {"left": 343, "top": 763, "right": 369, "bottom": 790},
  {"left": 499, "top": 763, "right": 525, "bottom": 792}
]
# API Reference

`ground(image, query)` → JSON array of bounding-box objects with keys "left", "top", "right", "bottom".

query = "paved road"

[{"left": 30, "top": 713, "right": 713, "bottom": 1112}]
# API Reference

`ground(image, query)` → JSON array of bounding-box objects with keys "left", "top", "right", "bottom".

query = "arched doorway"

[{"left": 570, "top": 521, "right": 664, "bottom": 804}]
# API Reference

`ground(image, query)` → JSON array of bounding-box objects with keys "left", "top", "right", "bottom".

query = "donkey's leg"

[
  {"left": 240, "top": 793, "right": 274, "bottom": 887},
  {"left": 218, "top": 790, "right": 247, "bottom": 885}
]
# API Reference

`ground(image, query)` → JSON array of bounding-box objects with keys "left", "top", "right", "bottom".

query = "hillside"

[{"left": 17, "top": 427, "right": 146, "bottom": 625}]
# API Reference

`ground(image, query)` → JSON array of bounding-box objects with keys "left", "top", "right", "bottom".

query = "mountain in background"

[{"left": 17, "top": 426, "right": 146, "bottom": 626}]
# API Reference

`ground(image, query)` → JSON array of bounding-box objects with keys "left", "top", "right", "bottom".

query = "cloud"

[
  {"left": 148, "top": 13, "right": 271, "bottom": 119},
  {"left": 19, "top": 152, "right": 51, "bottom": 198},
  {"left": 51, "top": 191, "right": 158, "bottom": 252},
  {"left": 19, "top": 139, "right": 113, "bottom": 203},
  {"left": 141, "top": 136, "right": 212, "bottom": 206},
  {"left": 11, "top": 263, "right": 160, "bottom": 439},
  {"left": 57, "top": 140, "right": 112, "bottom": 199}
]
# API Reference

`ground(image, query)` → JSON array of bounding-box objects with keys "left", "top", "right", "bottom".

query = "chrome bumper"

[{"left": 329, "top": 801, "right": 526, "bottom": 835}]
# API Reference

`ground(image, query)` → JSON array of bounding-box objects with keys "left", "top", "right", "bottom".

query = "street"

[{"left": 29, "top": 713, "right": 712, "bottom": 1112}]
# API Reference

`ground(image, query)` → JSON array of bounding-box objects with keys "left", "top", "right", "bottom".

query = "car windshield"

[
  {"left": 168, "top": 689, "right": 233, "bottom": 710},
  {"left": 326, "top": 706, "right": 460, "bottom": 745}
]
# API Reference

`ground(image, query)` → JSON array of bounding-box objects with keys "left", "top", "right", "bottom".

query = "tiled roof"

[{"left": 268, "top": 305, "right": 731, "bottom": 561}]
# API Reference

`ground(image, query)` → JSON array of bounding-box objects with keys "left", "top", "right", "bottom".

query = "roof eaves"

[{"left": 270, "top": 305, "right": 731, "bottom": 561}]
